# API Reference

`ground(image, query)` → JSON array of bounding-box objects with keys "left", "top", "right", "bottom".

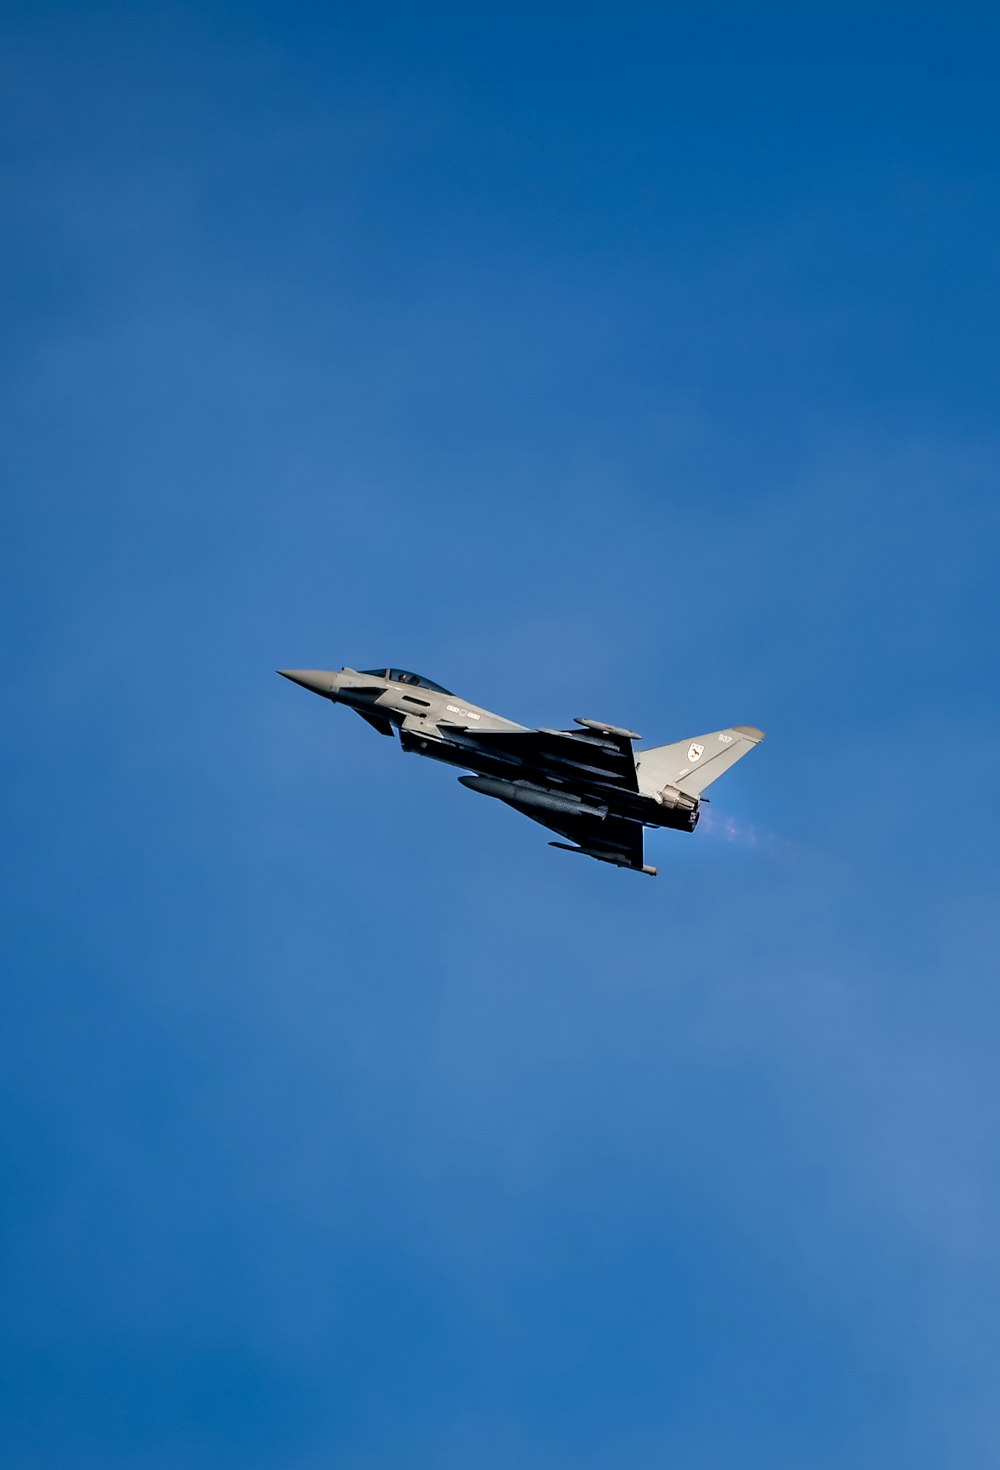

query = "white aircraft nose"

[{"left": 277, "top": 669, "right": 340, "bottom": 697}]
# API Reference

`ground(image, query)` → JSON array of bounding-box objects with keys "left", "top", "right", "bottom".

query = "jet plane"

[{"left": 278, "top": 666, "right": 764, "bottom": 876}]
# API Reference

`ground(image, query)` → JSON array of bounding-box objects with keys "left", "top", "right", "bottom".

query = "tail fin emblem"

[{"left": 687, "top": 743, "right": 705, "bottom": 763}]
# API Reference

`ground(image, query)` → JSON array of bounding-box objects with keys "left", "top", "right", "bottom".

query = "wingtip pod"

[{"left": 574, "top": 716, "right": 642, "bottom": 740}]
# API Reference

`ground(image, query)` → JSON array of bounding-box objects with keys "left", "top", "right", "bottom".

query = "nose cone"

[{"left": 277, "top": 669, "right": 340, "bottom": 698}]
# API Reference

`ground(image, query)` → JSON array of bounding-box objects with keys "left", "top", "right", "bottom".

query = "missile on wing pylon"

[{"left": 549, "top": 841, "right": 658, "bottom": 876}]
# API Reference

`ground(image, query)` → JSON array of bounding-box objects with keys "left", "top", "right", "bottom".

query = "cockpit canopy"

[{"left": 360, "top": 668, "right": 454, "bottom": 695}]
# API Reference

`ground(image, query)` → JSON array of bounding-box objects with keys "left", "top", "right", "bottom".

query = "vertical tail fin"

[{"left": 635, "top": 726, "right": 765, "bottom": 799}]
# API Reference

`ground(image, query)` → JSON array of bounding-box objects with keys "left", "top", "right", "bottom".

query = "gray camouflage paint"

[{"left": 278, "top": 668, "right": 764, "bottom": 876}]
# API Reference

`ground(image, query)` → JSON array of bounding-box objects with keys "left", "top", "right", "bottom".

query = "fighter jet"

[{"left": 278, "top": 666, "right": 764, "bottom": 876}]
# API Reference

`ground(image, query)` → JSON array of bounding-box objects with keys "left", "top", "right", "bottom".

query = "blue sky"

[{"left": 3, "top": 5, "right": 999, "bottom": 1466}]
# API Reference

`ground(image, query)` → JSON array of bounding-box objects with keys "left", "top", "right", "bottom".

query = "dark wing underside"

[
  {"left": 458, "top": 727, "right": 639, "bottom": 791},
  {"left": 499, "top": 797, "right": 647, "bottom": 871}
]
